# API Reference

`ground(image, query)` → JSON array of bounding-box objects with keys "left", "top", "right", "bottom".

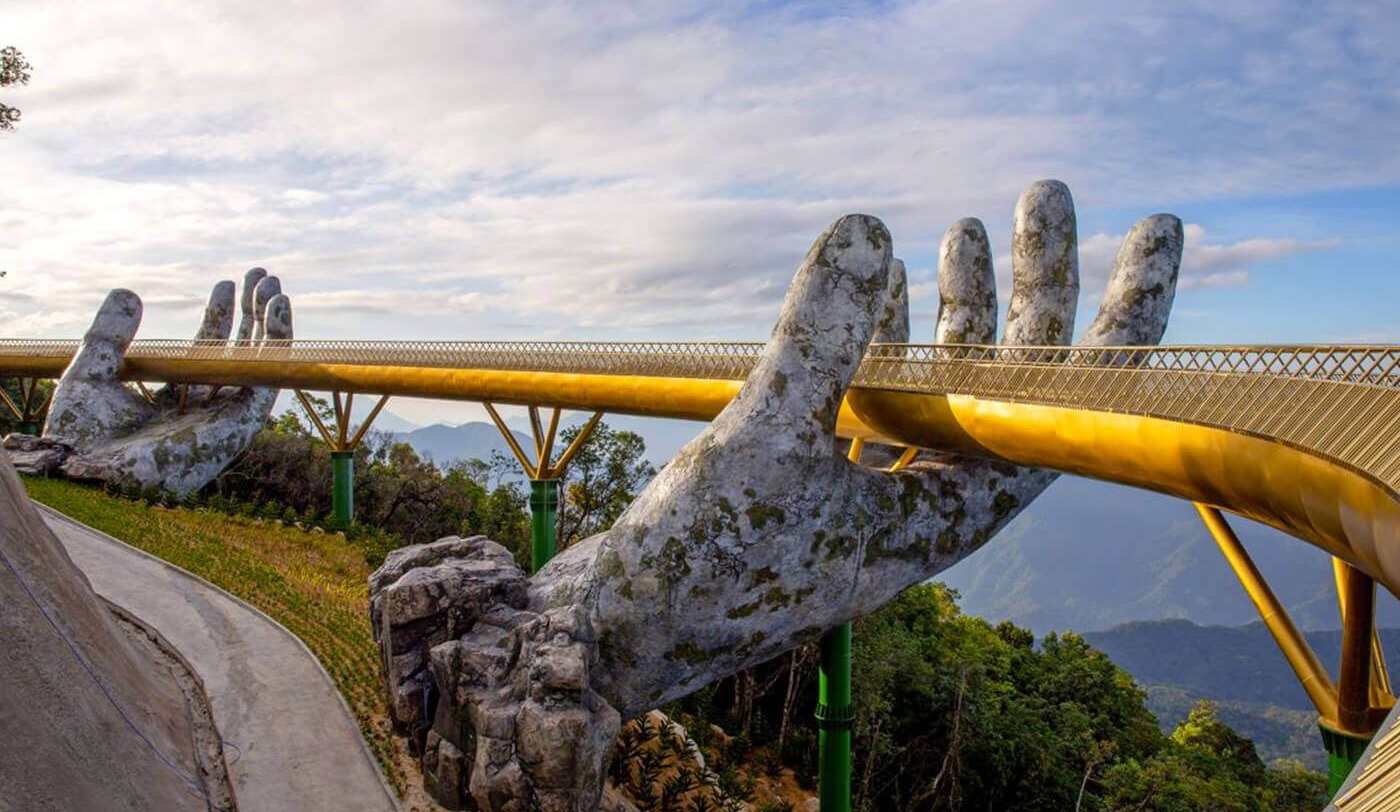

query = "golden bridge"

[{"left": 4, "top": 337, "right": 1398, "bottom": 807}]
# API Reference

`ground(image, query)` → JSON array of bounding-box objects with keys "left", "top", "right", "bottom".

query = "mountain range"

[
  {"left": 1081, "top": 618, "right": 1400, "bottom": 768},
  {"left": 939, "top": 475, "right": 1400, "bottom": 634},
  {"left": 389, "top": 413, "right": 704, "bottom": 473}
]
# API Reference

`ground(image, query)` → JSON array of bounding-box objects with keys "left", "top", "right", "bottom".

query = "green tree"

[
  {"left": 558, "top": 421, "right": 655, "bottom": 546},
  {"left": 1260, "top": 760, "right": 1327, "bottom": 812},
  {"left": 1171, "top": 700, "right": 1267, "bottom": 787},
  {"left": 0, "top": 377, "right": 53, "bottom": 434},
  {"left": 1, "top": 47, "right": 32, "bottom": 130}
]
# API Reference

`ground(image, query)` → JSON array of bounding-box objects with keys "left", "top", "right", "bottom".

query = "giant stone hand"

[
  {"left": 370, "top": 181, "right": 1185, "bottom": 811},
  {"left": 40, "top": 268, "right": 292, "bottom": 495}
]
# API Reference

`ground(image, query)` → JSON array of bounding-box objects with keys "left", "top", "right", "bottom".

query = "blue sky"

[{"left": 2, "top": 0, "right": 1396, "bottom": 425}]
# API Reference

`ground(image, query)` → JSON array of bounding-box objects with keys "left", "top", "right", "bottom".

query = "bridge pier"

[
  {"left": 484, "top": 403, "right": 603, "bottom": 572},
  {"left": 295, "top": 390, "right": 390, "bottom": 525},
  {"left": 818, "top": 622, "right": 854, "bottom": 812},
  {"left": 529, "top": 478, "right": 559, "bottom": 573},
  {"left": 331, "top": 450, "right": 355, "bottom": 525}
]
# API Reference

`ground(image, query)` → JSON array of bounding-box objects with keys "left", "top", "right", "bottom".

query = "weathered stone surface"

[
  {"left": 3, "top": 433, "right": 73, "bottom": 476},
  {"left": 1082, "top": 214, "right": 1184, "bottom": 346},
  {"left": 370, "top": 536, "right": 529, "bottom": 740},
  {"left": 236, "top": 267, "right": 268, "bottom": 340},
  {"left": 196, "top": 280, "right": 236, "bottom": 341},
  {"left": 252, "top": 275, "right": 283, "bottom": 341},
  {"left": 34, "top": 273, "right": 292, "bottom": 495},
  {"left": 373, "top": 180, "right": 1185, "bottom": 811},
  {"left": 936, "top": 218, "right": 997, "bottom": 344},
  {"left": 1005, "top": 180, "right": 1078, "bottom": 346},
  {"left": 871, "top": 257, "right": 908, "bottom": 344},
  {"left": 374, "top": 537, "right": 619, "bottom": 811},
  {"left": 43, "top": 289, "right": 154, "bottom": 448}
]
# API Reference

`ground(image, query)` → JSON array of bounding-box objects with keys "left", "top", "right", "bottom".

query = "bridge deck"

[{"left": 2, "top": 340, "right": 1397, "bottom": 595}]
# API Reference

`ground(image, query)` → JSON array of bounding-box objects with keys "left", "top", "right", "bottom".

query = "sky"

[{"left": 2, "top": 0, "right": 1397, "bottom": 427}]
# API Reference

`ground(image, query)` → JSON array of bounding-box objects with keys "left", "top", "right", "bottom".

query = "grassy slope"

[{"left": 22, "top": 476, "right": 405, "bottom": 794}]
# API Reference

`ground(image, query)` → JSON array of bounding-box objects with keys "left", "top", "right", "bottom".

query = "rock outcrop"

[
  {"left": 372, "top": 537, "right": 618, "bottom": 811},
  {"left": 372, "top": 180, "right": 1185, "bottom": 811}
]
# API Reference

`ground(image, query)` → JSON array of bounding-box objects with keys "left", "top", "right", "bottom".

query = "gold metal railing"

[
  {"left": 2, "top": 340, "right": 1397, "bottom": 494},
  {"left": 857, "top": 345, "right": 1400, "bottom": 497}
]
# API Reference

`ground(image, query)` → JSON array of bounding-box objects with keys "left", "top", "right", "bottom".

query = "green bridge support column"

[
  {"left": 16, "top": 420, "right": 40, "bottom": 435},
  {"left": 1320, "top": 724, "right": 1370, "bottom": 797},
  {"left": 817, "top": 621, "right": 854, "bottom": 812},
  {"left": 331, "top": 450, "right": 355, "bottom": 525},
  {"left": 529, "top": 479, "right": 559, "bottom": 573},
  {"left": 296, "top": 390, "right": 391, "bottom": 528}
]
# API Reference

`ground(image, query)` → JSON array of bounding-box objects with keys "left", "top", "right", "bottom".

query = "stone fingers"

[
  {"left": 1081, "top": 214, "right": 1184, "bottom": 348},
  {"left": 194, "top": 281, "right": 236, "bottom": 342},
  {"left": 1004, "top": 180, "right": 1078, "bottom": 346},
  {"left": 251, "top": 276, "right": 282, "bottom": 342},
  {"left": 872, "top": 258, "right": 910, "bottom": 345},
  {"left": 236, "top": 268, "right": 267, "bottom": 341},
  {"left": 262, "top": 294, "right": 293, "bottom": 342},
  {"left": 723, "top": 214, "right": 892, "bottom": 444},
  {"left": 935, "top": 218, "right": 997, "bottom": 345},
  {"left": 216, "top": 287, "right": 290, "bottom": 412}
]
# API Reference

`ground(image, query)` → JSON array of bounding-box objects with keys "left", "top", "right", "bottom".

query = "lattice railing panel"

[{"left": 0, "top": 339, "right": 1395, "bottom": 491}]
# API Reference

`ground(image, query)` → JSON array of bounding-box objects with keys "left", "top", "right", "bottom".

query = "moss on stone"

[
  {"left": 667, "top": 642, "right": 712, "bottom": 666},
  {"left": 992, "top": 489, "right": 1020, "bottom": 520},
  {"left": 749, "top": 566, "right": 779, "bottom": 586},
  {"left": 745, "top": 503, "right": 786, "bottom": 532},
  {"left": 726, "top": 600, "right": 762, "bottom": 619}
]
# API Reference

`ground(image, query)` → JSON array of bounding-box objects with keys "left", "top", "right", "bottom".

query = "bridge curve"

[
  {"left": 5, "top": 337, "right": 1400, "bottom": 786},
  {"left": 2, "top": 339, "right": 1396, "bottom": 594}
]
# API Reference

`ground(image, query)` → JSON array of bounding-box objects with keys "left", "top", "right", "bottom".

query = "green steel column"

[
  {"left": 16, "top": 420, "right": 40, "bottom": 435},
  {"left": 529, "top": 479, "right": 559, "bottom": 573},
  {"left": 817, "top": 621, "right": 853, "bottom": 812},
  {"left": 330, "top": 450, "right": 354, "bottom": 525},
  {"left": 1320, "top": 723, "right": 1371, "bottom": 798}
]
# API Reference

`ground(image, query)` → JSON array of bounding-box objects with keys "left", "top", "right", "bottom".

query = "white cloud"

[
  {"left": 0, "top": 0, "right": 1393, "bottom": 342},
  {"left": 1076, "top": 223, "right": 1336, "bottom": 293}
]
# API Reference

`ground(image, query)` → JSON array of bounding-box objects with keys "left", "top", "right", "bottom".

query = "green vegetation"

[
  {"left": 207, "top": 410, "right": 535, "bottom": 568},
  {"left": 18, "top": 412, "right": 654, "bottom": 797},
  {"left": 557, "top": 421, "right": 656, "bottom": 545},
  {"left": 1087, "top": 618, "right": 1400, "bottom": 768},
  {"left": 668, "top": 583, "right": 1328, "bottom": 811}
]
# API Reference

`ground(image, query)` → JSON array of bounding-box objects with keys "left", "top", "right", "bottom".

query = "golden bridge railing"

[
  {"left": 857, "top": 345, "right": 1400, "bottom": 496},
  {"left": 2, "top": 339, "right": 1398, "bottom": 492}
]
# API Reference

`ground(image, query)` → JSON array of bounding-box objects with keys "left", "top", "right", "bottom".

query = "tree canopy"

[{"left": 1, "top": 47, "right": 31, "bottom": 130}]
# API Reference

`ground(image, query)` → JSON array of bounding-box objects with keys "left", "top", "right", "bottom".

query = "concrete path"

[{"left": 39, "top": 505, "right": 400, "bottom": 812}]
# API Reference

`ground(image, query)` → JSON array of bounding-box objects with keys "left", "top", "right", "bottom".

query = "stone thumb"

[
  {"left": 727, "top": 214, "right": 892, "bottom": 443},
  {"left": 72, "top": 289, "right": 141, "bottom": 381},
  {"left": 44, "top": 289, "right": 151, "bottom": 446}
]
